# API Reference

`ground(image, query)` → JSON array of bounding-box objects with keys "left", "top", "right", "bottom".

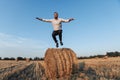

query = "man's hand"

[
  {"left": 36, "top": 17, "right": 43, "bottom": 21},
  {"left": 69, "top": 18, "right": 74, "bottom": 21}
]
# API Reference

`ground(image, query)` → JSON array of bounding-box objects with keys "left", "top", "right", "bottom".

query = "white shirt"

[{"left": 41, "top": 18, "right": 70, "bottom": 31}]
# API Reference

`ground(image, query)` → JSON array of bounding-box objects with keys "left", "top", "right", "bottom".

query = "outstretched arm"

[
  {"left": 36, "top": 17, "right": 43, "bottom": 21},
  {"left": 61, "top": 18, "right": 74, "bottom": 22},
  {"left": 69, "top": 18, "right": 74, "bottom": 22},
  {"left": 36, "top": 17, "right": 52, "bottom": 22}
]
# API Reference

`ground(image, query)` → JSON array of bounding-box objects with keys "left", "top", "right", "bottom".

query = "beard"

[{"left": 54, "top": 16, "right": 58, "bottom": 19}]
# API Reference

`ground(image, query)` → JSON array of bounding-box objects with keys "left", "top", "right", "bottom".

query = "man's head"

[{"left": 54, "top": 12, "right": 58, "bottom": 19}]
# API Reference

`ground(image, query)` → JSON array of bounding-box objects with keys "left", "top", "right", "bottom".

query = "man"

[{"left": 36, "top": 12, "right": 74, "bottom": 48}]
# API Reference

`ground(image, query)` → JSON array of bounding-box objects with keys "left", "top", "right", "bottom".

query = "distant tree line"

[
  {"left": 78, "top": 51, "right": 120, "bottom": 59},
  {"left": 0, "top": 51, "right": 120, "bottom": 60},
  {"left": 106, "top": 51, "right": 120, "bottom": 57},
  {"left": 77, "top": 55, "right": 105, "bottom": 59},
  {"left": 0, "top": 56, "right": 44, "bottom": 61}
]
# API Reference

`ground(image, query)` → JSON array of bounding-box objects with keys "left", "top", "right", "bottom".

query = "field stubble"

[{"left": 0, "top": 57, "right": 120, "bottom": 80}]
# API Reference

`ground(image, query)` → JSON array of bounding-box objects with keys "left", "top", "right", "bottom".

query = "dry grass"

[
  {"left": 77, "top": 57, "right": 120, "bottom": 80},
  {"left": 0, "top": 60, "right": 45, "bottom": 80},
  {"left": 0, "top": 56, "right": 120, "bottom": 80}
]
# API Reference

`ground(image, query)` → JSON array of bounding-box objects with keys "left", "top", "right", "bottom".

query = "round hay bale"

[
  {"left": 44, "top": 48, "right": 78, "bottom": 79},
  {"left": 95, "top": 57, "right": 99, "bottom": 59},
  {"left": 26, "top": 58, "right": 30, "bottom": 62},
  {"left": 103, "top": 56, "right": 108, "bottom": 59},
  {"left": 15, "top": 58, "right": 18, "bottom": 62}
]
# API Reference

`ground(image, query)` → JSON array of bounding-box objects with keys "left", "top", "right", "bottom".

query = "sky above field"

[{"left": 0, "top": 0, "right": 120, "bottom": 58}]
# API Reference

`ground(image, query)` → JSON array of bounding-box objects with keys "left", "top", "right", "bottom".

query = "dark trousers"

[{"left": 52, "top": 30, "right": 62, "bottom": 43}]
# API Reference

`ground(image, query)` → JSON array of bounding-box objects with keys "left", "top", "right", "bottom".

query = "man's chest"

[{"left": 52, "top": 19, "right": 62, "bottom": 25}]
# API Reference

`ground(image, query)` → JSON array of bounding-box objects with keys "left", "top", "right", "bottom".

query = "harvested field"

[
  {"left": 0, "top": 57, "right": 120, "bottom": 80},
  {"left": 0, "top": 60, "right": 45, "bottom": 80},
  {"left": 77, "top": 57, "right": 120, "bottom": 80},
  {"left": 0, "top": 49, "right": 120, "bottom": 80}
]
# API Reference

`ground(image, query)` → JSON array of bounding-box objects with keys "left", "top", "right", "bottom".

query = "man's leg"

[
  {"left": 52, "top": 31, "right": 59, "bottom": 47},
  {"left": 58, "top": 30, "right": 63, "bottom": 46}
]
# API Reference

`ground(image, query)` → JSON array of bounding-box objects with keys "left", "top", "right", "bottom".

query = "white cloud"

[{"left": 0, "top": 33, "right": 48, "bottom": 58}]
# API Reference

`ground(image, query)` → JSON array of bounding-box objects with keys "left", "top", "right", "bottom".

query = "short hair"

[{"left": 54, "top": 12, "right": 58, "bottom": 14}]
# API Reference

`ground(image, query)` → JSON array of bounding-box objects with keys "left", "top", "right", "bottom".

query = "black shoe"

[
  {"left": 60, "top": 42, "right": 63, "bottom": 46},
  {"left": 56, "top": 43, "right": 59, "bottom": 48}
]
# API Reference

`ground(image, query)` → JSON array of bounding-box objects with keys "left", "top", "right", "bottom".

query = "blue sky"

[{"left": 0, "top": 0, "right": 120, "bottom": 58}]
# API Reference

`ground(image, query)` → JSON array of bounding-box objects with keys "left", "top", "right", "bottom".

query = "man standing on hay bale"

[{"left": 36, "top": 12, "right": 74, "bottom": 48}]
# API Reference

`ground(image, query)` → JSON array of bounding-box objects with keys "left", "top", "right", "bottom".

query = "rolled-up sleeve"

[
  {"left": 61, "top": 18, "right": 70, "bottom": 22},
  {"left": 42, "top": 19, "right": 52, "bottom": 22}
]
